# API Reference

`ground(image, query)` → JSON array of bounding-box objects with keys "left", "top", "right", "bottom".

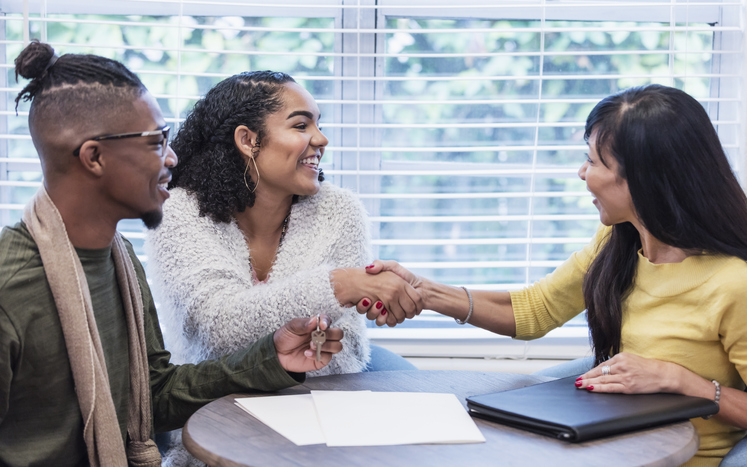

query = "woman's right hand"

[
  {"left": 354, "top": 260, "right": 425, "bottom": 327},
  {"left": 329, "top": 267, "right": 424, "bottom": 325}
]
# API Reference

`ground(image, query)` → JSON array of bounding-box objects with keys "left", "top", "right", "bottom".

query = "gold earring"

[{"left": 244, "top": 156, "right": 260, "bottom": 193}]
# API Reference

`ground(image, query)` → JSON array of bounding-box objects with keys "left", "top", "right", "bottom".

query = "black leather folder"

[{"left": 466, "top": 376, "right": 718, "bottom": 442}]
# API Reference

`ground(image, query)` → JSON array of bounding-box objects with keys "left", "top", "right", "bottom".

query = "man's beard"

[{"left": 141, "top": 210, "right": 163, "bottom": 229}]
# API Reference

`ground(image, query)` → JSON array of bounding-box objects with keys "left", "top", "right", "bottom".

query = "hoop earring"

[{"left": 243, "top": 156, "right": 260, "bottom": 193}]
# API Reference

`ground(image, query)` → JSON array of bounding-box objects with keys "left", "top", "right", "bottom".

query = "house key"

[{"left": 311, "top": 314, "right": 326, "bottom": 362}]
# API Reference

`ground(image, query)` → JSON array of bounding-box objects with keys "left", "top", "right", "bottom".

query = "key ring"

[{"left": 316, "top": 313, "right": 321, "bottom": 332}]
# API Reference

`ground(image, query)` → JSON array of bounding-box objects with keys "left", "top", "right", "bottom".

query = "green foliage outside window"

[{"left": 0, "top": 13, "right": 718, "bottom": 312}]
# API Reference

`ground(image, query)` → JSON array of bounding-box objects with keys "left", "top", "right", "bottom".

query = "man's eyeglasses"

[{"left": 72, "top": 125, "right": 171, "bottom": 157}]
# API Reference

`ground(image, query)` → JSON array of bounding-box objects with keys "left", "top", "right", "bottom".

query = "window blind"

[{"left": 0, "top": 0, "right": 743, "bottom": 354}]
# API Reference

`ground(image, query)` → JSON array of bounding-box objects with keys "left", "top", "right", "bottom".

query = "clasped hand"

[
  {"left": 344, "top": 260, "right": 423, "bottom": 327},
  {"left": 330, "top": 264, "right": 423, "bottom": 327}
]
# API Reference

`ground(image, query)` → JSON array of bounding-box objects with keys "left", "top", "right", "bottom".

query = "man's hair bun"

[
  {"left": 13, "top": 39, "right": 145, "bottom": 113},
  {"left": 14, "top": 39, "right": 55, "bottom": 81}
]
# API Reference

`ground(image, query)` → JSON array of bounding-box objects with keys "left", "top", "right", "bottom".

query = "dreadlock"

[{"left": 15, "top": 40, "right": 147, "bottom": 132}]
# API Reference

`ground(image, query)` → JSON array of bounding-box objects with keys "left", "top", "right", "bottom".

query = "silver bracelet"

[
  {"left": 703, "top": 380, "right": 721, "bottom": 419},
  {"left": 455, "top": 286, "right": 473, "bottom": 325}
]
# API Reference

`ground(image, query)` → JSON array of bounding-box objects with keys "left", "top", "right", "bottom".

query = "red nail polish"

[
  {"left": 575, "top": 381, "right": 582, "bottom": 387},
  {"left": 362, "top": 299, "right": 370, "bottom": 307},
  {"left": 576, "top": 376, "right": 582, "bottom": 381},
  {"left": 375, "top": 302, "right": 383, "bottom": 310},
  {"left": 587, "top": 385, "right": 594, "bottom": 391},
  {"left": 365, "top": 264, "right": 374, "bottom": 269},
  {"left": 381, "top": 309, "right": 387, "bottom": 316}
]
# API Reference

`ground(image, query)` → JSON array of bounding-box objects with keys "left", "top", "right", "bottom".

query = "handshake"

[
  {"left": 273, "top": 260, "right": 425, "bottom": 376},
  {"left": 280, "top": 256, "right": 509, "bottom": 376},
  {"left": 330, "top": 260, "right": 427, "bottom": 327}
]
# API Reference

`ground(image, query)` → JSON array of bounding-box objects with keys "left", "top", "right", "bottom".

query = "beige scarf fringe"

[{"left": 23, "top": 187, "right": 160, "bottom": 467}]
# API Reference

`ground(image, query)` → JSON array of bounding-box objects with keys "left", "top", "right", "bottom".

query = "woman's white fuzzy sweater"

[
  {"left": 145, "top": 183, "right": 374, "bottom": 466},
  {"left": 144, "top": 182, "right": 372, "bottom": 375}
]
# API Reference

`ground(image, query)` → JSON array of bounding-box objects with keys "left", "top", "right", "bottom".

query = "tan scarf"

[{"left": 22, "top": 187, "right": 160, "bottom": 467}]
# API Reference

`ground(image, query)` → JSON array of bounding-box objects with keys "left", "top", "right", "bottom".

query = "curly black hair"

[{"left": 170, "top": 71, "right": 324, "bottom": 223}]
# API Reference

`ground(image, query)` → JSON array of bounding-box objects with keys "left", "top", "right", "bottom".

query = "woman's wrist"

[
  {"left": 330, "top": 267, "right": 362, "bottom": 305},
  {"left": 666, "top": 362, "right": 716, "bottom": 399},
  {"left": 420, "top": 280, "right": 467, "bottom": 320}
]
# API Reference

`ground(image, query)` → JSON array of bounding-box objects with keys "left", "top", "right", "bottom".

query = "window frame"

[
  {"left": 356, "top": 0, "right": 741, "bottom": 358},
  {"left": 0, "top": 0, "right": 743, "bottom": 362}
]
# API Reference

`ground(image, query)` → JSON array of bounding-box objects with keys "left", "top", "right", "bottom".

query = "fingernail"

[
  {"left": 575, "top": 381, "right": 582, "bottom": 387},
  {"left": 576, "top": 377, "right": 582, "bottom": 381},
  {"left": 587, "top": 385, "right": 594, "bottom": 391},
  {"left": 365, "top": 264, "right": 374, "bottom": 269},
  {"left": 362, "top": 299, "right": 371, "bottom": 307},
  {"left": 381, "top": 309, "right": 387, "bottom": 316},
  {"left": 375, "top": 301, "right": 383, "bottom": 310}
]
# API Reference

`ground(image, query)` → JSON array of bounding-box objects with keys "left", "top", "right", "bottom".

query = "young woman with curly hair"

[{"left": 145, "top": 71, "right": 421, "bottom": 466}]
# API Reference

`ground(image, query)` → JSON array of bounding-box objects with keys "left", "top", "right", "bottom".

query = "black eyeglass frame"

[{"left": 72, "top": 125, "right": 170, "bottom": 157}]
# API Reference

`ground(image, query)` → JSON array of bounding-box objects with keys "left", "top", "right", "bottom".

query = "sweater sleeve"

[
  {"left": 510, "top": 225, "right": 610, "bottom": 340},
  {"left": 146, "top": 306, "right": 303, "bottom": 433},
  {"left": 717, "top": 277, "right": 747, "bottom": 389},
  {"left": 309, "top": 188, "right": 372, "bottom": 375}
]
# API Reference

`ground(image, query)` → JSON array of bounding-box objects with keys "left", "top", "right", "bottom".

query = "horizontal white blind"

[{"left": 0, "top": 0, "right": 743, "bottom": 333}]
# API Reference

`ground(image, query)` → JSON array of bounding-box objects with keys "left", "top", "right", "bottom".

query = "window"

[{"left": 0, "top": 0, "right": 743, "bottom": 360}]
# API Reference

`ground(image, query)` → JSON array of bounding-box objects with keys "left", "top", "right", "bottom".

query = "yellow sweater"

[{"left": 510, "top": 226, "right": 747, "bottom": 467}]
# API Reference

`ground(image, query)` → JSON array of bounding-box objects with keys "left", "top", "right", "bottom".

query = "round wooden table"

[{"left": 182, "top": 370, "right": 699, "bottom": 467}]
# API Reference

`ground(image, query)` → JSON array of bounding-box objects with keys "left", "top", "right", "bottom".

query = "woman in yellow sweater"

[{"left": 358, "top": 84, "right": 747, "bottom": 466}]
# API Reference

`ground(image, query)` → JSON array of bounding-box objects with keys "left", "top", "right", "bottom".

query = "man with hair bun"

[{"left": 0, "top": 40, "right": 344, "bottom": 467}]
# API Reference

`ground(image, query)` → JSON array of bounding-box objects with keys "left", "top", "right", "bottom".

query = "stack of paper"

[{"left": 235, "top": 391, "right": 485, "bottom": 447}]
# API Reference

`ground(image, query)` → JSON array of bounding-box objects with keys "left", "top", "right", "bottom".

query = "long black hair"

[
  {"left": 170, "top": 71, "right": 324, "bottom": 223},
  {"left": 582, "top": 84, "right": 747, "bottom": 364}
]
